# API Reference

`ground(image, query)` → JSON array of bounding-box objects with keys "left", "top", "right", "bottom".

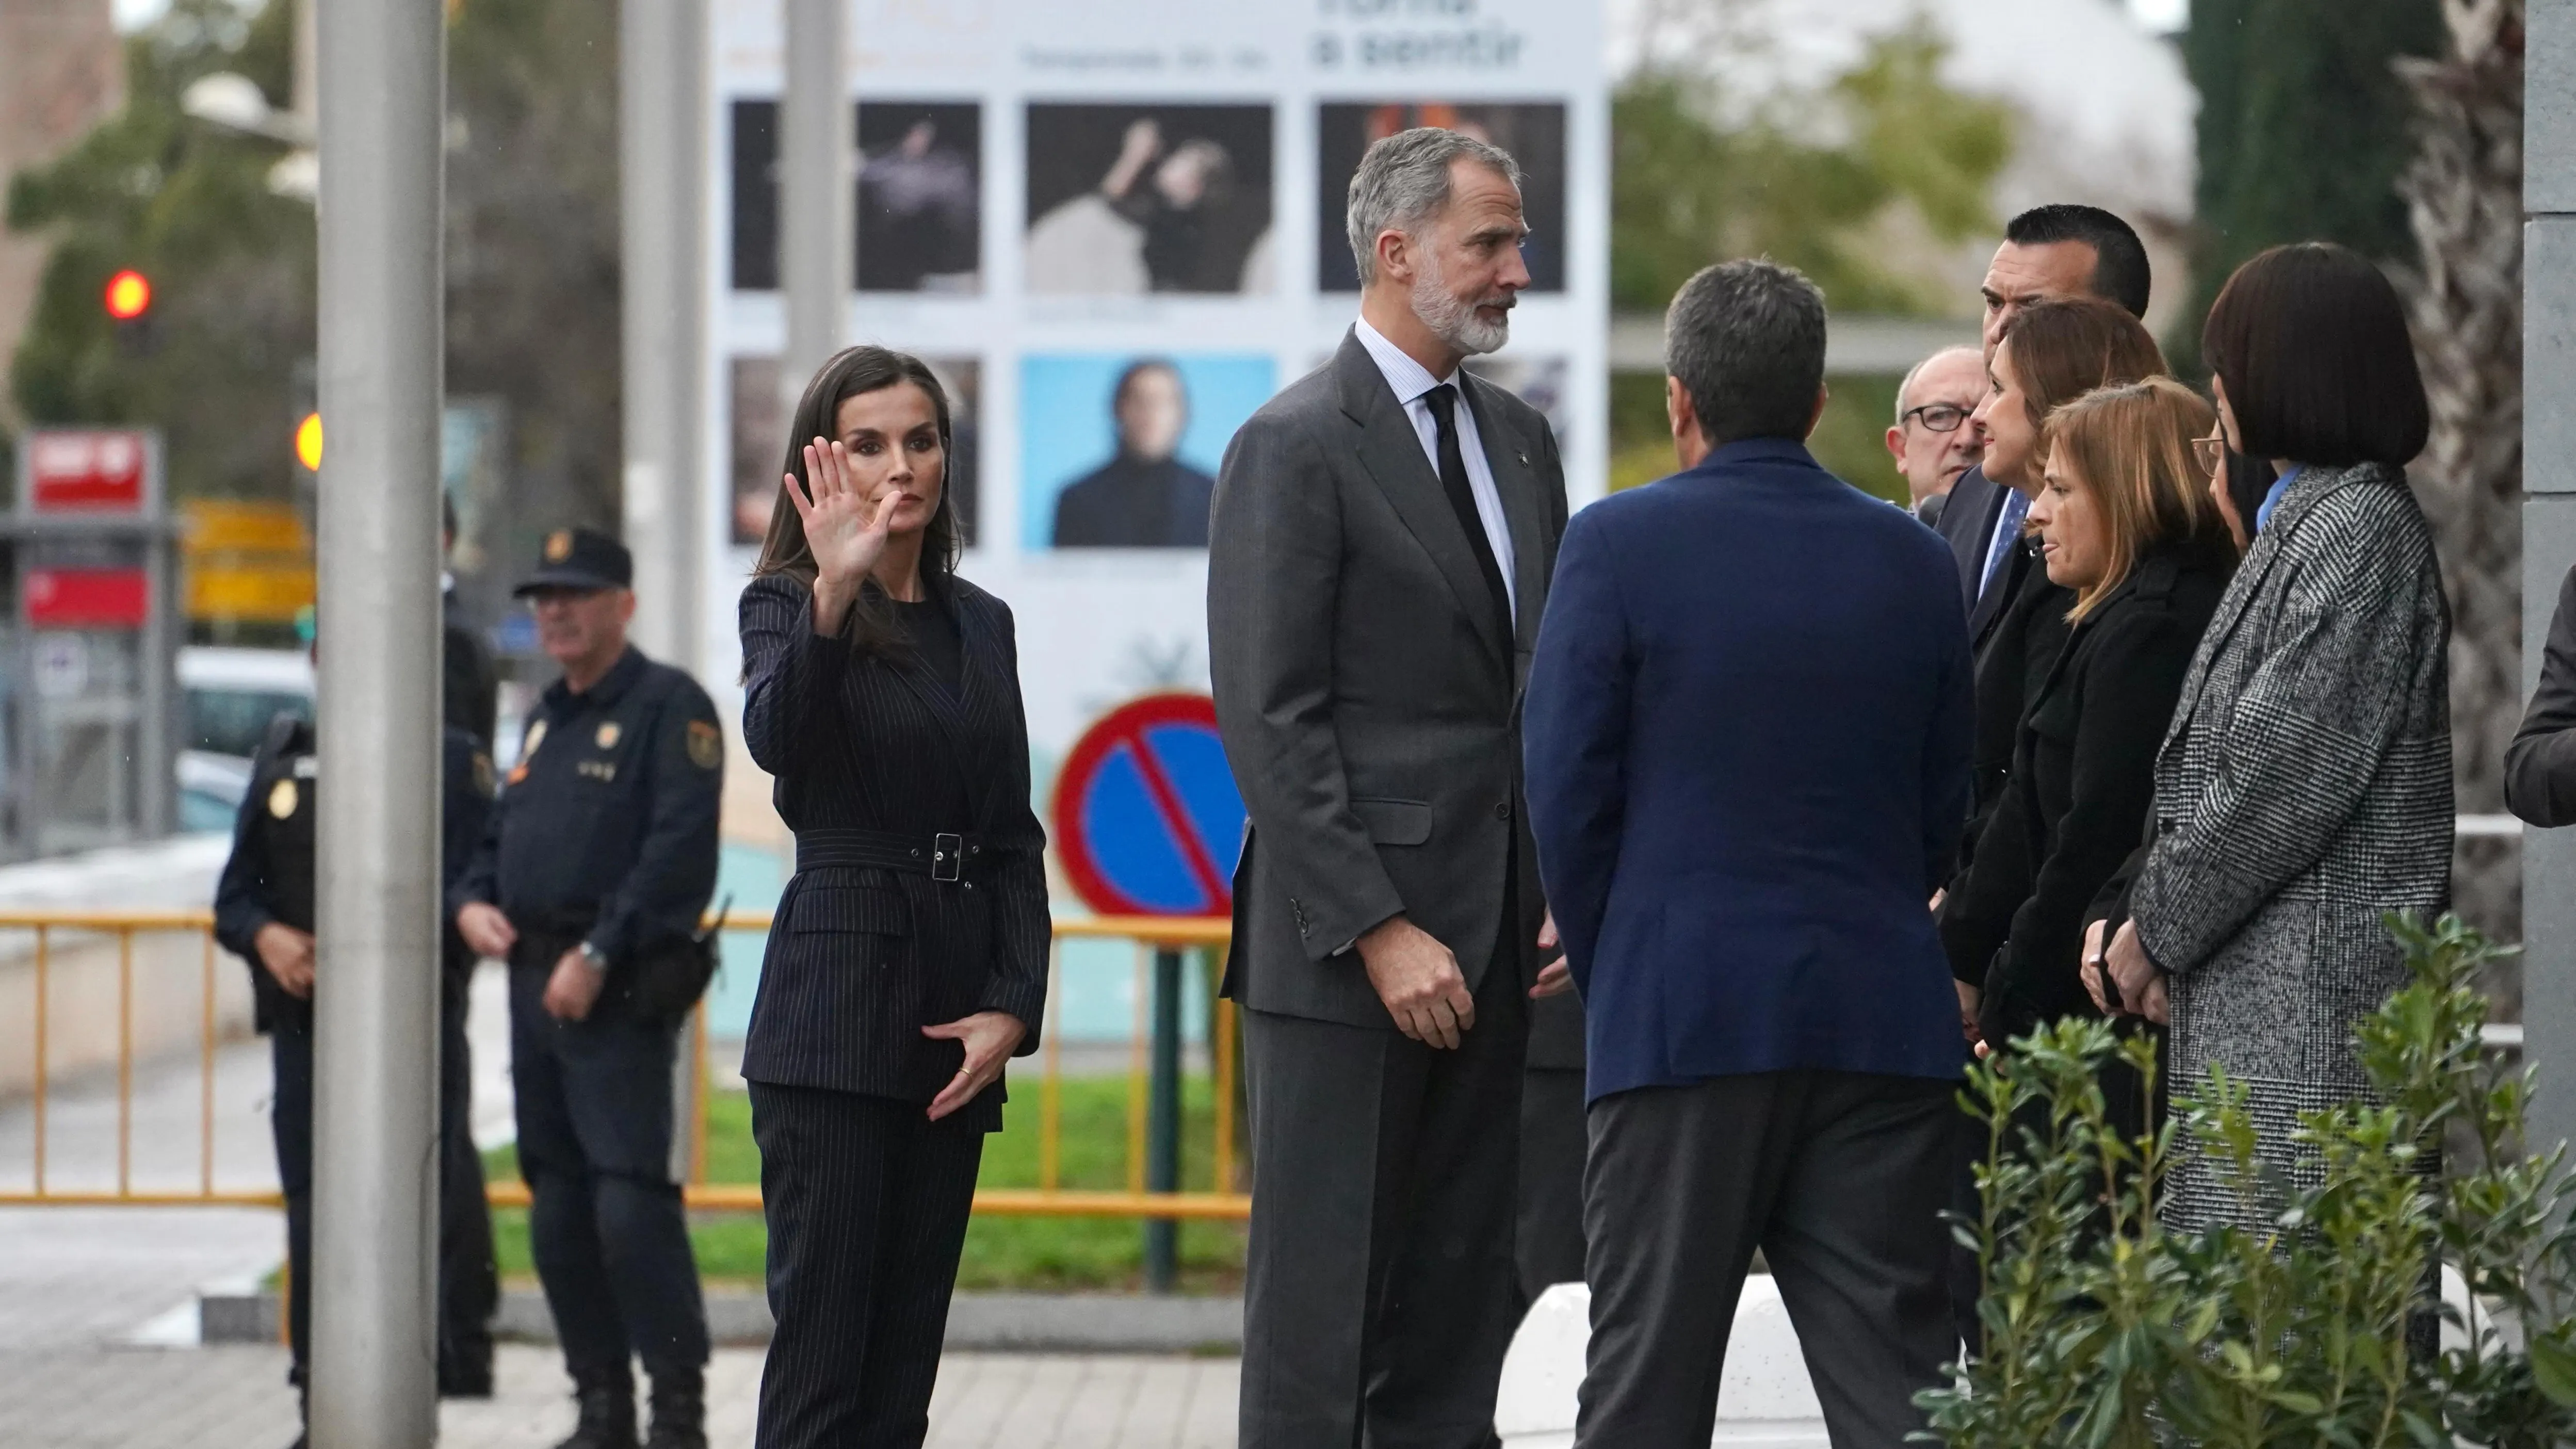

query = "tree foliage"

[
  {"left": 2175, "top": 0, "right": 2444, "bottom": 370},
  {"left": 5, "top": 0, "right": 312, "bottom": 502},
  {"left": 1611, "top": 21, "right": 2013, "bottom": 319},
  {"left": 4, "top": 0, "right": 623, "bottom": 540}
]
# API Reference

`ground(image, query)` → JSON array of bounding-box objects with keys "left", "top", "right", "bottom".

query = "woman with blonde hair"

[{"left": 1942, "top": 376, "right": 2238, "bottom": 1066}]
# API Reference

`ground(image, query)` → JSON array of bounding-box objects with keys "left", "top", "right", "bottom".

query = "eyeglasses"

[
  {"left": 1902, "top": 404, "right": 1971, "bottom": 434},
  {"left": 2192, "top": 431, "right": 2226, "bottom": 478}
]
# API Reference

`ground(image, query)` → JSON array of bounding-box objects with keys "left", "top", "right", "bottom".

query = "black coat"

[
  {"left": 2508, "top": 563, "right": 2576, "bottom": 825},
  {"left": 1940, "top": 545, "right": 2234, "bottom": 1046},
  {"left": 736, "top": 572, "right": 1049, "bottom": 1128},
  {"left": 1947, "top": 544, "right": 2071, "bottom": 887}
]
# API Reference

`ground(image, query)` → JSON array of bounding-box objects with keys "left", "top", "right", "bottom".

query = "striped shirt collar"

[{"left": 1354, "top": 315, "right": 1460, "bottom": 408}]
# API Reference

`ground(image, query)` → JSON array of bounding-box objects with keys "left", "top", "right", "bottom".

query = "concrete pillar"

[
  {"left": 2523, "top": 0, "right": 2576, "bottom": 1163},
  {"left": 308, "top": 0, "right": 445, "bottom": 1439},
  {"left": 620, "top": 0, "right": 709, "bottom": 675},
  {"left": 780, "top": 0, "right": 851, "bottom": 396}
]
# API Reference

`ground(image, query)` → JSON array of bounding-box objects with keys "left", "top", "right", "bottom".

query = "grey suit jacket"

[{"left": 1208, "top": 331, "right": 1570, "bottom": 1035}]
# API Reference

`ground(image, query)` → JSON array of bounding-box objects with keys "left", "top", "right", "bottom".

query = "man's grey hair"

[
  {"left": 1346, "top": 127, "right": 1524, "bottom": 287},
  {"left": 1894, "top": 345, "right": 1983, "bottom": 424},
  {"left": 1664, "top": 259, "right": 1828, "bottom": 448}
]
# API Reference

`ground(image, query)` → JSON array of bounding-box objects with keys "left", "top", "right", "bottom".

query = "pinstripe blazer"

[
  {"left": 2126, "top": 462, "right": 2452, "bottom": 1230},
  {"left": 737, "top": 572, "right": 1049, "bottom": 1127}
]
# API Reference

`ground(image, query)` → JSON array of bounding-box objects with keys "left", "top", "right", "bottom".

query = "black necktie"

[{"left": 1422, "top": 383, "right": 1512, "bottom": 637}]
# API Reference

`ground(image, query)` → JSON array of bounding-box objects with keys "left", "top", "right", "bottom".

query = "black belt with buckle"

[{"left": 796, "top": 826, "right": 985, "bottom": 883}]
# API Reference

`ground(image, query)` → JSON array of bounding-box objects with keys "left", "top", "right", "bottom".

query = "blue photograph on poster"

[{"left": 1021, "top": 353, "right": 1275, "bottom": 550}]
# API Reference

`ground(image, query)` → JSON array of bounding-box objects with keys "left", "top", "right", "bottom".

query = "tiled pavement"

[{"left": 0, "top": 1343, "right": 1242, "bottom": 1448}]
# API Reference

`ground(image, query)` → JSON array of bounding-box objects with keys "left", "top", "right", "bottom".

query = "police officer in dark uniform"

[
  {"left": 451, "top": 527, "right": 723, "bottom": 1449},
  {"left": 213, "top": 632, "right": 502, "bottom": 1448}
]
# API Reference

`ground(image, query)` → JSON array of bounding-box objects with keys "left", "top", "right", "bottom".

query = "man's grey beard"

[{"left": 1411, "top": 249, "right": 1512, "bottom": 356}]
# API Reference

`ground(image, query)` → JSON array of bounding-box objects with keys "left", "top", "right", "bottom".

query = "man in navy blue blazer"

[{"left": 1524, "top": 259, "right": 1974, "bottom": 1449}]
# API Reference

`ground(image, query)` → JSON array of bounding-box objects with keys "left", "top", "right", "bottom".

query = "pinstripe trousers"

[{"left": 749, "top": 1082, "right": 986, "bottom": 1449}]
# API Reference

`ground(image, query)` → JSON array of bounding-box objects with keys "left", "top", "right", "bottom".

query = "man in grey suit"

[{"left": 1209, "top": 126, "right": 1569, "bottom": 1449}]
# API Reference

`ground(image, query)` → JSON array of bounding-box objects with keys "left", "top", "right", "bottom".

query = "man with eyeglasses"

[{"left": 1884, "top": 346, "right": 1985, "bottom": 525}]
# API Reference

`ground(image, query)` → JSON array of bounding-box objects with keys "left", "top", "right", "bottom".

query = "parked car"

[
  {"left": 179, "top": 645, "right": 313, "bottom": 761},
  {"left": 176, "top": 647, "right": 312, "bottom": 832}
]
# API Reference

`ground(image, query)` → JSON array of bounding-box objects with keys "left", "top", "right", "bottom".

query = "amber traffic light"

[
  {"left": 295, "top": 412, "right": 324, "bottom": 472},
  {"left": 103, "top": 270, "right": 152, "bottom": 321}
]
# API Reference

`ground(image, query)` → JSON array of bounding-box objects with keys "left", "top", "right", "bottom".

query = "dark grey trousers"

[
  {"left": 1239, "top": 958, "right": 1527, "bottom": 1449},
  {"left": 1516, "top": 1066, "right": 1589, "bottom": 1302},
  {"left": 1577, "top": 1071, "right": 1957, "bottom": 1449}
]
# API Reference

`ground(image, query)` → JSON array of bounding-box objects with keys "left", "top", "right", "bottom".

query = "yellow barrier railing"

[{"left": 0, "top": 909, "right": 1246, "bottom": 1220}]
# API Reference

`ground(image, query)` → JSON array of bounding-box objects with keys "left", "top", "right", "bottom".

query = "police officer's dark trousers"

[
  {"left": 509, "top": 933, "right": 711, "bottom": 1386},
  {"left": 271, "top": 1012, "right": 317, "bottom": 1381},
  {"left": 440, "top": 981, "right": 500, "bottom": 1383},
  {"left": 268, "top": 992, "right": 496, "bottom": 1389}
]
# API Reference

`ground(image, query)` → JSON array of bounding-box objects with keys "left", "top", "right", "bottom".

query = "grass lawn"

[{"left": 485, "top": 1073, "right": 1246, "bottom": 1294}]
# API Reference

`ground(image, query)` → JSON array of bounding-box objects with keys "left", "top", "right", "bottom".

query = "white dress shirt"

[{"left": 1353, "top": 317, "right": 1518, "bottom": 619}]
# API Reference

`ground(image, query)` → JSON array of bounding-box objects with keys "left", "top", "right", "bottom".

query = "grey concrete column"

[
  {"left": 2524, "top": 0, "right": 2576, "bottom": 1164},
  {"left": 780, "top": 0, "right": 851, "bottom": 397},
  {"left": 309, "top": 0, "right": 445, "bottom": 1439},
  {"left": 621, "top": 0, "right": 709, "bottom": 674}
]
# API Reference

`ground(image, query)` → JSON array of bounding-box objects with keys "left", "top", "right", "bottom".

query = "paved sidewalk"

[{"left": 0, "top": 1343, "right": 1241, "bottom": 1447}]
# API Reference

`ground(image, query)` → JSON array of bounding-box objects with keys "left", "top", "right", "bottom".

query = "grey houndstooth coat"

[{"left": 2127, "top": 461, "right": 2452, "bottom": 1232}]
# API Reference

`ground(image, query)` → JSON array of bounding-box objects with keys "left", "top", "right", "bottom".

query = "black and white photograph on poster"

[
  {"left": 857, "top": 101, "right": 981, "bottom": 292},
  {"left": 729, "top": 99, "right": 780, "bottom": 290},
  {"left": 1024, "top": 104, "right": 1274, "bottom": 296},
  {"left": 728, "top": 101, "right": 985, "bottom": 293},
  {"left": 731, "top": 355, "right": 983, "bottom": 546},
  {"left": 1463, "top": 354, "right": 1573, "bottom": 458},
  {"left": 1317, "top": 102, "right": 1566, "bottom": 294}
]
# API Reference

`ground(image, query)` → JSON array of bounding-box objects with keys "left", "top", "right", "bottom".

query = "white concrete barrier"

[
  {"left": 1495, "top": 1278, "right": 1829, "bottom": 1448},
  {"left": 0, "top": 835, "right": 245, "bottom": 1097}
]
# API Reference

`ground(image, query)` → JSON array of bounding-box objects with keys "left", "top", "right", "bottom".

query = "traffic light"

[
  {"left": 103, "top": 269, "right": 158, "bottom": 356},
  {"left": 295, "top": 412, "right": 323, "bottom": 472},
  {"left": 103, "top": 270, "right": 151, "bottom": 319}
]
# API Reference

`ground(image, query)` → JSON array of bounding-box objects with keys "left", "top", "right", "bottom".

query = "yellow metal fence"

[{"left": 0, "top": 910, "right": 1248, "bottom": 1221}]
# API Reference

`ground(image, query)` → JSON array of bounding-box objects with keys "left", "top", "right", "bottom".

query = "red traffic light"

[{"left": 104, "top": 270, "right": 152, "bottom": 321}]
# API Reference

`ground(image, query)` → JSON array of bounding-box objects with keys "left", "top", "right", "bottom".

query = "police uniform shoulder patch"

[
  {"left": 544, "top": 529, "right": 573, "bottom": 562},
  {"left": 595, "top": 721, "right": 621, "bottom": 750},
  {"left": 268, "top": 778, "right": 298, "bottom": 820},
  {"left": 686, "top": 719, "right": 720, "bottom": 770}
]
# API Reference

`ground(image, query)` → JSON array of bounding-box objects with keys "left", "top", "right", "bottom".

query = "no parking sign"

[{"left": 1051, "top": 693, "right": 1245, "bottom": 918}]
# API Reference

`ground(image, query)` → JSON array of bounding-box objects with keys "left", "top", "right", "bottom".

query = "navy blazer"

[
  {"left": 737, "top": 572, "right": 1050, "bottom": 1127},
  {"left": 1523, "top": 439, "right": 1974, "bottom": 1100}
]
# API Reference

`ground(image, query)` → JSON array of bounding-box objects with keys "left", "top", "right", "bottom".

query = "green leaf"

[{"left": 2530, "top": 1330, "right": 2576, "bottom": 1407}]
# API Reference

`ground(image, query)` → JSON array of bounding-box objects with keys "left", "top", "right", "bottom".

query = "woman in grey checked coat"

[{"left": 2086, "top": 242, "right": 2450, "bottom": 1232}]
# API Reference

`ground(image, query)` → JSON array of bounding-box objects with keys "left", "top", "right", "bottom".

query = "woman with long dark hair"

[
  {"left": 2086, "top": 242, "right": 2451, "bottom": 1233},
  {"left": 737, "top": 346, "right": 1048, "bottom": 1446}
]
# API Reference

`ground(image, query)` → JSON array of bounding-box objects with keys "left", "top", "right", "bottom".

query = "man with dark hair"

[
  {"left": 1525, "top": 258, "right": 1973, "bottom": 1448},
  {"left": 1050, "top": 360, "right": 1218, "bottom": 547},
  {"left": 1940, "top": 203, "right": 2153, "bottom": 648}
]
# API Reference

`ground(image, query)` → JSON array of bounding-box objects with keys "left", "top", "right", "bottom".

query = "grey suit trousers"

[
  {"left": 1239, "top": 956, "right": 1528, "bottom": 1449},
  {"left": 1577, "top": 1071, "right": 1957, "bottom": 1449}
]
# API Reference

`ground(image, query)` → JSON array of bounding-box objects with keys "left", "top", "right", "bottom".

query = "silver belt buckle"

[{"left": 931, "top": 832, "right": 964, "bottom": 883}]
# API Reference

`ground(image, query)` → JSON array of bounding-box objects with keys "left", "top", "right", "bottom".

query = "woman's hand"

[
  {"left": 923, "top": 1010, "right": 1029, "bottom": 1121},
  {"left": 2080, "top": 918, "right": 2113, "bottom": 1014},
  {"left": 785, "top": 437, "right": 901, "bottom": 634},
  {"left": 2104, "top": 919, "right": 2159, "bottom": 1014}
]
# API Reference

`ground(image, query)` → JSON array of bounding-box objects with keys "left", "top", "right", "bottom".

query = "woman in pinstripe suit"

[{"left": 739, "top": 346, "right": 1050, "bottom": 1447}]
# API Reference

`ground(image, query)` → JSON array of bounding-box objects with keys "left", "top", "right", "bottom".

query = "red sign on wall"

[
  {"left": 25, "top": 567, "right": 151, "bottom": 629},
  {"left": 25, "top": 430, "right": 151, "bottom": 515}
]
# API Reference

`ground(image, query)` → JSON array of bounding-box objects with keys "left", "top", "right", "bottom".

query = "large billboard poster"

[{"left": 705, "top": 0, "right": 1609, "bottom": 763}]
